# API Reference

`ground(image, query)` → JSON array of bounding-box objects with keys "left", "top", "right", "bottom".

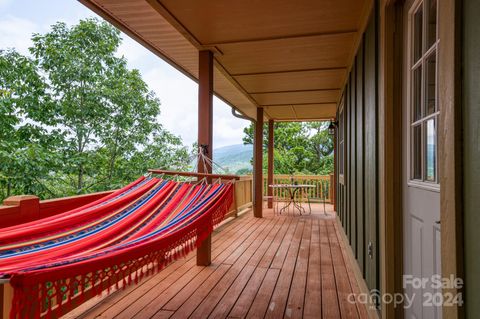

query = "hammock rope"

[{"left": 0, "top": 174, "right": 234, "bottom": 319}]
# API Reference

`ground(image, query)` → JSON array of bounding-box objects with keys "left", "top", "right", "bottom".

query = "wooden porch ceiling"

[{"left": 79, "top": 0, "right": 373, "bottom": 121}]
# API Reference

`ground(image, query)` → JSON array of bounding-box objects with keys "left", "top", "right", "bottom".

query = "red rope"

[{"left": 9, "top": 184, "right": 233, "bottom": 319}]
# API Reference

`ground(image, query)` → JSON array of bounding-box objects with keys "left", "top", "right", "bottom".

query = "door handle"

[{"left": 435, "top": 220, "right": 441, "bottom": 225}]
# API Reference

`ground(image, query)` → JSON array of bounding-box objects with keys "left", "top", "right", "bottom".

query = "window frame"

[{"left": 407, "top": 0, "right": 440, "bottom": 191}]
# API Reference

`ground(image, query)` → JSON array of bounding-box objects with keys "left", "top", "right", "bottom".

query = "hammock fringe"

[{"left": 5, "top": 181, "right": 233, "bottom": 319}]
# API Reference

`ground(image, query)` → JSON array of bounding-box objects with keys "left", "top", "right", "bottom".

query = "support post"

[
  {"left": 0, "top": 283, "right": 13, "bottom": 319},
  {"left": 3, "top": 195, "right": 40, "bottom": 222},
  {"left": 197, "top": 50, "right": 213, "bottom": 266},
  {"left": 253, "top": 108, "right": 264, "bottom": 218},
  {"left": 267, "top": 120, "right": 274, "bottom": 209}
]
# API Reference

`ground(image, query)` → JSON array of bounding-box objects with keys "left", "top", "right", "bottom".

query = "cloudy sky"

[{"left": 0, "top": 0, "right": 251, "bottom": 149}]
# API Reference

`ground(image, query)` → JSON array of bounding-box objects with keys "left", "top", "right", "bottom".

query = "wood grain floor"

[{"left": 68, "top": 204, "right": 369, "bottom": 319}]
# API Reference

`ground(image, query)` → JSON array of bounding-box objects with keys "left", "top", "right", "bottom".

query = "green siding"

[
  {"left": 463, "top": 0, "right": 480, "bottom": 317},
  {"left": 356, "top": 41, "right": 365, "bottom": 273},
  {"left": 335, "top": 12, "right": 378, "bottom": 293}
]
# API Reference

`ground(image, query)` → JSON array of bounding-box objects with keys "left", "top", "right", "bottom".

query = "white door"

[{"left": 403, "top": 0, "right": 441, "bottom": 318}]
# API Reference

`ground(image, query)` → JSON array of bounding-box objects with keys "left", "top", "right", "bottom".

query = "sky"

[{"left": 0, "top": 0, "right": 251, "bottom": 149}]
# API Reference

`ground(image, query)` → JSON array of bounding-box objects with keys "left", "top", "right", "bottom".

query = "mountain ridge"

[{"left": 213, "top": 143, "right": 252, "bottom": 174}]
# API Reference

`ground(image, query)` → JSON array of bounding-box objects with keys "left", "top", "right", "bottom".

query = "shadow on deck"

[{"left": 65, "top": 204, "right": 368, "bottom": 319}]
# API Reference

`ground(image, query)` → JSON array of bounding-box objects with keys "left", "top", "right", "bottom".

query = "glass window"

[
  {"left": 425, "top": 119, "right": 436, "bottom": 181},
  {"left": 425, "top": 52, "right": 436, "bottom": 115},
  {"left": 413, "top": 125, "right": 422, "bottom": 180},
  {"left": 413, "top": 66, "right": 423, "bottom": 121},
  {"left": 413, "top": 6, "right": 423, "bottom": 63},
  {"left": 409, "top": 0, "right": 439, "bottom": 185},
  {"left": 427, "top": 0, "right": 437, "bottom": 49}
]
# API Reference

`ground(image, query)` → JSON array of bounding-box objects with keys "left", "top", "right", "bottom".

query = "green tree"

[
  {"left": 242, "top": 121, "right": 334, "bottom": 175},
  {"left": 0, "top": 19, "right": 190, "bottom": 200},
  {"left": 0, "top": 49, "right": 62, "bottom": 198},
  {"left": 30, "top": 19, "right": 131, "bottom": 192}
]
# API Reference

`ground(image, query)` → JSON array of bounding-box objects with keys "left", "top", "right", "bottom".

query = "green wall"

[
  {"left": 336, "top": 12, "right": 379, "bottom": 294},
  {"left": 463, "top": 0, "right": 480, "bottom": 317}
]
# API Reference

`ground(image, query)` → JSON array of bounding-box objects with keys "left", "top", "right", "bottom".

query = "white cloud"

[
  {"left": 117, "top": 35, "right": 151, "bottom": 64},
  {"left": 143, "top": 65, "right": 198, "bottom": 147},
  {"left": 1, "top": 0, "right": 251, "bottom": 151},
  {"left": 142, "top": 64, "right": 250, "bottom": 149},
  {"left": 213, "top": 99, "right": 250, "bottom": 148},
  {"left": 0, "top": 0, "right": 13, "bottom": 11},
  {"left": 0, "top": 15, "right": 38, "bottom": 54}
]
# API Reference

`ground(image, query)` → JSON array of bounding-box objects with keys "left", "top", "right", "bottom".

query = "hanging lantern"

[{"left": 328, "top": 121, "right": 337, "bottom": 135}]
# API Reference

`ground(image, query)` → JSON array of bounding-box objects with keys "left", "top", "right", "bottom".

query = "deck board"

[
  {"left": 69, "top": 204, "right": 369, "bottom": 319},
  {"left": 319, "top": 219, "right": 341, "bottom": 319},
  {"left": 303, "top": 219, "right": 322, "bottom": 319},
  {"left": 284, "top": 218, "right": 311, "bottom": 319},
  {"left": 264, "top": 219, "right": 304, "bottom": 318}
]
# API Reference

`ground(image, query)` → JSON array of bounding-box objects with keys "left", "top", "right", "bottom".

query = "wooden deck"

[{"left": 67, "top": 204, "right": 368, "bottom": 319}]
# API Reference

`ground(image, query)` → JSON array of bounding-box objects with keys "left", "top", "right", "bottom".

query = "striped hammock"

[{"left": 0, "top": 176, "right": 234, "bottom": 319}]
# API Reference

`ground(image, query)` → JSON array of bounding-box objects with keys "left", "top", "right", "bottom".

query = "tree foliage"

[
  {"left": 0, "top": 19, "right": 189, "bottom": 201},
  {"left": 243, "top": 121, "right": 334, "bottom": 175}
]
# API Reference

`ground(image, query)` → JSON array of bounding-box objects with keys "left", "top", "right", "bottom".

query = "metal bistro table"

[{"left": 269, "top": 184, "right": 315, "bottom": 215}]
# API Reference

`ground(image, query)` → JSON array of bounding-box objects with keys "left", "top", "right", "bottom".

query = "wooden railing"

[
  {"left": 0, "top": 177, "right": 254, "bottom": 319},
  {"left": 263, "top": 174, "right": 334, "bottom": 203},
  {"left": 0, "top": 191, "right": 116, "bottom": 319},
  {"left": 224, "top": 175, "right": 253, "bottom": 219}
]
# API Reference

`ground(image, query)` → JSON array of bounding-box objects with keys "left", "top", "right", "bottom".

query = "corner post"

[
  {"left": 267, "top": 120, "right": 274, "bottom": 209},
  {"left": 3, "top": 195, "right": 40, "bottom": 222},
  {"left": 0, "top": 282, "right": 13, "bottom": 319},
  {"left": 197, "top": 50, "right": 213, "bottom": 266},
  {"left": 253, "top": 108, "right": 264, "bottom": 218}
]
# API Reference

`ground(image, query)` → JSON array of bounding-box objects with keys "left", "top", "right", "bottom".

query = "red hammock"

[{"left": 0, "top": 176, "right": 234, "bottom": 318}]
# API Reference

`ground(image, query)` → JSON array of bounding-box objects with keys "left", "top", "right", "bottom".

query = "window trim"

[{"left": 406, "top": 0, "right": 440, "bottom": 191}]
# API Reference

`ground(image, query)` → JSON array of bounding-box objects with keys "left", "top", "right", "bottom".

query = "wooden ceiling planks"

[
  {"left": 80, "top": 0, "right": 373, "bottom": 121},
  {"left": 234, "top": 68, "right": 347, "bottom": 93},
  {"left": 216, "top": 32, "right": 356, "bottom": 75},
  {"left": 251, "top": 90, "right": 340, "bottom": 106},
  {"left": 158, "top": 0, "right": 367, "bottom": 45}
]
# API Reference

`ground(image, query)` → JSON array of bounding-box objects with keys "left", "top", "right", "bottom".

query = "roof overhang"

[{"left": 79, "top": 0, "right": 373, "bottom": 121}]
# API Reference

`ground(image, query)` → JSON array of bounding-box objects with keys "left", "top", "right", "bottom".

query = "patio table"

[{"left": 269, "top": 184, "right": 315, "bottom": 215}]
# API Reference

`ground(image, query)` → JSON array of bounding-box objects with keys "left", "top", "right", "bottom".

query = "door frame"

[
  {"left": 379, "top": 1, "right": 404, "bottom": 318},
  {"left": 437, "top": 0, "right": 463, "bottom": 318},
  {"left": 378, "top": 0, "right": 463, "bottom": 318}
]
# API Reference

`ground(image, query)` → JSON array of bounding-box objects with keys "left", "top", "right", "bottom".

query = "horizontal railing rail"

[
  {"left": 0, "top": 191, "right": 115, "bottom": 229},
  {"left": 0, "top": 176, "right": 254, "bottom": 319},
  {"left": 263, "top": 174, "right": 333, "bottom": 203}
]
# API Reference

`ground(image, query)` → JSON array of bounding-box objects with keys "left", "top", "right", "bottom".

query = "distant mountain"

[{"left": 213, "top": 144, "right": 253, "bottom": 174}]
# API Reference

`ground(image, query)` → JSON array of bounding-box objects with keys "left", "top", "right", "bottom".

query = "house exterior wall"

[
  {"left": 463, "top": 0, "right": 480, "bottom": 317},
  {"left": 337, "top": 9, "right": 379, "bottom": 296}
]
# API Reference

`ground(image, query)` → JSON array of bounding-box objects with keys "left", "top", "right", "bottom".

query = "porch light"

[{"left": 328, "top": 121, "right": 337, "bottom": 135}]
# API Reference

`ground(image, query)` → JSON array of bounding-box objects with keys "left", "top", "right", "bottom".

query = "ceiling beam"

[
  {"left": 273, "top": 117, "right": 334, "bottom": 122},
  {"left": 231, "top": 66, "right": 347, "bottom": 77},
  {"left": 290, "top": 105, "right": 298, "bottom": 120},
  {"left": 146, "top": 0, "right": 203, "bottom": 49},
  {"left": 249, "top": 88, "right": 341, "bottom": 94},
  {"left": 202, "top": 30, "right": 358, "bottom": 46},
  {"left": 262, "top": 102, "right": 338, "bottom": 107}
]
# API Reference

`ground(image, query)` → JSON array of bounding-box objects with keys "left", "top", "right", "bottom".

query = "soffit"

[{"left": 80, "top": 0, "right": 373, "bottom": 121}]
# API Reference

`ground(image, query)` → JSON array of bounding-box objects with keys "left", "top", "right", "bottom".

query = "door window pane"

[
  {"left": 413, "top": 66, "right": 422, "bottom": 121},
  {"left": 427, "top": 0, "right": 437, "bottom": 49},
  {"left": 425, "top": 52, "right": 436, "bottom": 115},
  {"left": 413, "top": 124, "right": 422, "bottom": 180},
  {"left": 409, "top": 0, "right": 439, "bottom": 185},
  {"left": 425, "top": 119, "right": 436, "bottom": 181},
  {"left": 413, "top": 7, "right": 423, "bottom": 62}
]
